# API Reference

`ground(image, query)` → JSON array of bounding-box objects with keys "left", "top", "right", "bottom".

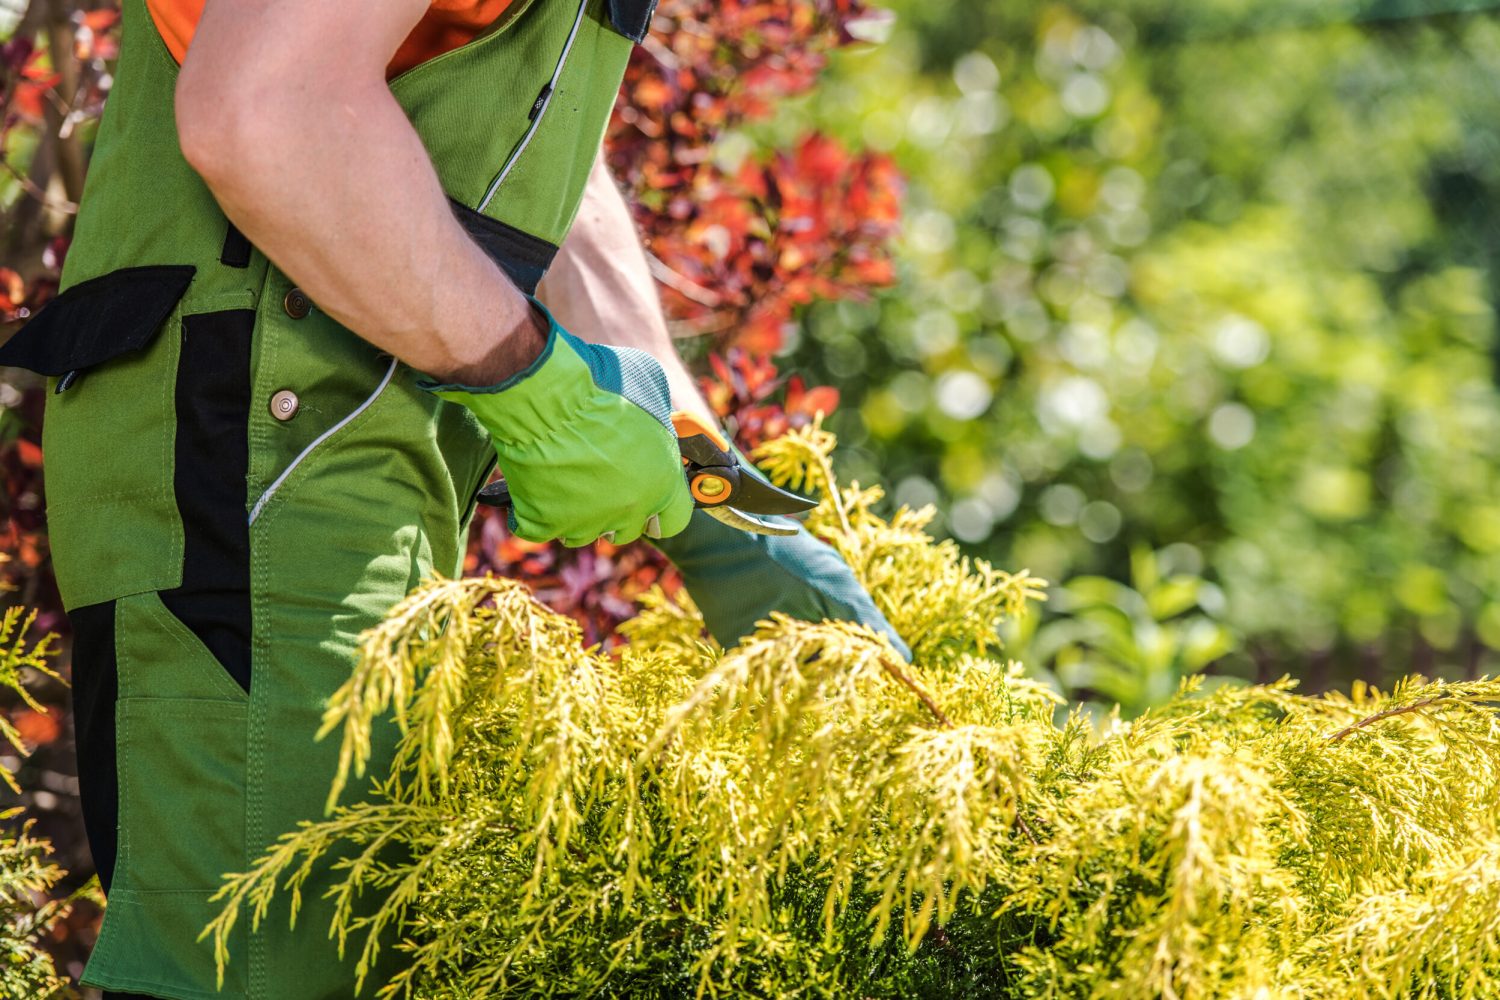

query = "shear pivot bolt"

[{"left": 691, "top": 474, "right": 730, "bottom": 503}]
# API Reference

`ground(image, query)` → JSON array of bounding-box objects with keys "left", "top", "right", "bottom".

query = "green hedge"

[{"left": 210, "top": 433, "right": 1500, "bottom": 998}]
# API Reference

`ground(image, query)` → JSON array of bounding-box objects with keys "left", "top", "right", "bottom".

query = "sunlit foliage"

[
  {"left": 0, "top": 599, "right": 88, "bottom": 999},
  {"left": 0, "top": 602, "right": 58, "bottom": 794},
  {"left": 209, "top": 435, "right": 1500, "bottom": 998}
]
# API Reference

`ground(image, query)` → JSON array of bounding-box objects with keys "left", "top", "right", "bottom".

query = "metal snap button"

[
  {"left": 283, "top": 287, "right": 312, "bottom": 319},
  {"left": 270, "top": 389, "right": 300, "bottom": 421}
]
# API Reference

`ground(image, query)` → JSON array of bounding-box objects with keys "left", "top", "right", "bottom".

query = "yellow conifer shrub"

[
  {"left": 0, "top": 598, "right": 97, "bottom": 1000},
  {"left": 209, "top": 426, "right": 1500, "bottom": 999}
]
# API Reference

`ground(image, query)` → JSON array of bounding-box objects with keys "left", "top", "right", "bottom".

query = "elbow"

[{"left": 175, "top": 66, "right": 276, "bottom": 192}]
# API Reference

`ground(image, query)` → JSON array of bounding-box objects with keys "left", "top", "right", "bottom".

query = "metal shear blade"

[
  {"left": 704, "top": 504, "right": 801, "bottom": 536},
  {"left": 726, "top": 466, "right": 819, "bottom": 517}
]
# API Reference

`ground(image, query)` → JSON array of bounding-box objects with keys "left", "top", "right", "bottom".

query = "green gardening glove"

[{"left": 418, "top": 301, "right": 694, "bottom": 547}]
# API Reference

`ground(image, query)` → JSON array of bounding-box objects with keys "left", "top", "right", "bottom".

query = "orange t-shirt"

[{"left": 147, "top": 0, "right": 516, "bottom": 78}]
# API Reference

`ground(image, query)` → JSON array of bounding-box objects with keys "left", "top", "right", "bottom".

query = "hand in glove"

[{"left": 420, "top": 300, "right": 694, "bottom": 547}]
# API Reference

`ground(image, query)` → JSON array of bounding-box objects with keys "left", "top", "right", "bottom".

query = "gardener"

[{"left": 0, "top": 1, "right": 907, "bottom": 998}]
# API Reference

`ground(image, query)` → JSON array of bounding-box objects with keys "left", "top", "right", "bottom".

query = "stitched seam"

[
  {"left": 180, "top": 289, "right": 259, "bottom": 314},
  {"left": 245, "top": 282, "right": 276, "bottom": 1000},
  {"left": 246, "top": 546, "right": 267, "bottom": 1000},
  {"left": 59, "top": 575, "right": 179, "bottom": 615},
  {"left": 115, "top": 717, "right": 131, "bottom": 891},
  {"left": 104, "top": 887, "right": 234, "bottom": 896},
  {"left": 84, "top": 967, "right": 246, "bottom": 1000},
  {"left": 143, "top": 594, "right": 251, "bottom": 703},
  {"left": 46, "top": 487, "right": 174, "bottom": 512},
  {"left": 117, "top": 700, "right": 248, "bottom": 717},
  {"left": 247, "top": 276, "right": 279, "bottom": 507},
  {"left": 113, "top": 699, "right": 133, "bottom": 887},
  {"left": 250, "top": 361, "right": 398, "bottom": 530}
]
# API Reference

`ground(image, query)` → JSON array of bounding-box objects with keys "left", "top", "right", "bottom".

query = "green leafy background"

[{"left": 752, "top": 0, "right": 1500, "bottom": 702}]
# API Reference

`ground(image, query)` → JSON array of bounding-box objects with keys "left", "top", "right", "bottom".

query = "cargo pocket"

[
  {"left": 0, "top": 265, "right": 197, "bottom": 610},
  {"left": 0, "top": 265, "right": 195, "bottom": 380},
  {"left": 82, "top": 589, "right": 249, "bottom": 1000}
]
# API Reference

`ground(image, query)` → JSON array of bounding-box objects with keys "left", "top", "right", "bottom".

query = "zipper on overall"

[
  {"left": 477, "top": 0, "right": 592, "bottom": 213},
  {"left": 250, "top": 0, "right": 590, "bottom": 526}
]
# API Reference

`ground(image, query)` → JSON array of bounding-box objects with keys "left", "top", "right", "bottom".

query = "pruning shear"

[{"left": 476, "top": 411, "right": 818, "bottom": 537}]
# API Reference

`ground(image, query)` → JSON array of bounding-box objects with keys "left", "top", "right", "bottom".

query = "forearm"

[
  {"left": 176, "top": 0, "right": 541, "bottom": 384},
  {"left": 538, "top": 153, "right": 713, "bottom": 424}
]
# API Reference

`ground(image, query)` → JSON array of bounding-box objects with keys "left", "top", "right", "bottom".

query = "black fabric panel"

[
  {"left": 0, "top": 265, "right": 194, "bottom": 376},
  {"left": 220, "top": 220, "right": 252, "bottom": 268},
  {"left": 605, "top": 0, "right": 659, "bottom": 42},
  {"left": 159, "top": 310, "right": 254, "bottom": 692},
  {"left": 68, "top": 600, "right": 120, "bottom": 893},
  {"left": 450, "top": 199, "right": 559, "bottom": 295}
]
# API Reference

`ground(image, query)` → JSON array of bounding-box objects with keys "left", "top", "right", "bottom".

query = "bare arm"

[
  {"left": 538, "top": 152, "right": 715, "bottom": 425},
  {"left": 175, "top": 0, "right": 543, "bottom": 384}
]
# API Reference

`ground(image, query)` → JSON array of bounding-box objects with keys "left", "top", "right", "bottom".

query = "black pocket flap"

[
  {"left": 0, "top": 265, "right": 195, "bottom": 377},
  {"left": 605, "top": 0, "right": 659, "bottom": 44}
]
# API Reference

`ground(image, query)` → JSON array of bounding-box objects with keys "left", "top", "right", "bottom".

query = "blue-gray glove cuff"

[{"left": 652, "top": 509, "right": 912, "bottom": 660}]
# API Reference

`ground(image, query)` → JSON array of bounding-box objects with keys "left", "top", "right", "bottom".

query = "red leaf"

[
  {"left": 14, "top": 440, "right": 43, "bottom": 468},
  {"left": 793, "top": 384, "right": 840, "bottom": 419},
  {"left": 82, "top": 9, "right": 121, "bottom": 32},
  {"left": 0, "top": 268, "right": 24, "bottom": 306},
  {"left": 12, "top": 708, "right": 59, "bottom": 748}
]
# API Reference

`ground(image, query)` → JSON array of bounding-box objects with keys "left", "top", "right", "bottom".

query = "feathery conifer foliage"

[
  {"left": 209, "top": 429, "right": 1500, "bottom": 999},
  {"left": 0, "top": 601, "right": 90, "bottom": 999}
]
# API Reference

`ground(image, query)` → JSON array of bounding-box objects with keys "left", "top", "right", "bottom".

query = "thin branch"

[
  {"left": 813, "top": 444, "right": 855, "bottom": 540},
  {"left": 666, "top": 314, "right": 736, "bottom": 339},
  {"left": 0, "top": 155, "right": 78, "bottom": 214},
  {"left": 878, "top": 651, "right": 951, "bottom": 728},
  {"left": 639, "top": 32, "right": 680, "bottom": 70},
  {"left": 43, "top": 0, "right": 85, "bottom": 204},
  {"left": 1325, "top": 697, "right": 1441, "bottom": 743},
  {"left": 646, "top": 251, "right": 724, "bottom": 308}
]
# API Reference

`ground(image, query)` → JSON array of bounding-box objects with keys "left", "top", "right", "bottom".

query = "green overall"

[{"left": 0, "top": 0, "right": 656, "bottom": 996}]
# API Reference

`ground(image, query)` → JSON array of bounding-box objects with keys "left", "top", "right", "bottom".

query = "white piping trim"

[
  {"left": 249, "top": 1, "right": 584, "bottom": 524},
  {"left": 248, "top": 356, "right": 399, "bottom": 526},
  {"left": 476, "top": 0, "right": 591, "bottom": 213}
]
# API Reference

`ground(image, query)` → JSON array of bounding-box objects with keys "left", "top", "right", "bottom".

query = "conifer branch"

[
  {"left": 879, "top": 651, "right": 952, "bottom": 728},
  {"left": 1325, "top": 697, "right": 1442, "bottom": 743},
  {"left": 1324, "top": 687, "right": 1500, "bottom": 743}
]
